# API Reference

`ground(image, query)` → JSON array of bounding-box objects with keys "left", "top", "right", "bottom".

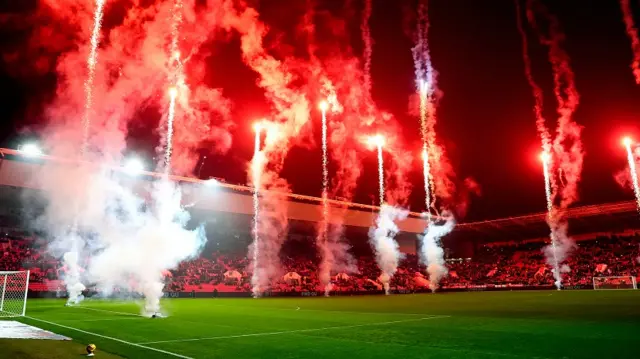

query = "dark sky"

[{"left": 1, "top": 0, "right": 640, "bottom": 222}]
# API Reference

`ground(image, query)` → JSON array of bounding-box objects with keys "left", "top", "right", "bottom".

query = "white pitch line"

[
  {"left": 137, "top": 315, "right": 450, "bottom": 345},
  {"left": 24, "top": 316, "right": 193, "bottom": 359}
]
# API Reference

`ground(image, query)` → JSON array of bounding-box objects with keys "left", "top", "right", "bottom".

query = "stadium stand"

[{"left": 2, "top": 224, "right": 638, "bottom": 294}]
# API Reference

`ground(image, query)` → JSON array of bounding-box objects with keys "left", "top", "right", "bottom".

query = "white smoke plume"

[
  {"left": 368, "top": 205, "right": 408, "bottom": 295},
  {"left": 418, "top": 211, "right": 455, "bottom": 292},
  {"left": 31, "top": 161, "right": 205, "bottom": 316},
  {"left": 318, "top": 211, "right": 358, "bottom": 296},
  {"left": 62, "top": 251, "right": 85, "bottom": 305},
  {"left": 544, "top": 214, "right": 574, "bottom": 289}
]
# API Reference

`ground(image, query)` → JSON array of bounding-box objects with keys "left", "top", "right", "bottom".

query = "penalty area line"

[
  {"left": 137, "top": 315, "right": 450, "bottom": 345},
  {"left": 23, "top": 316, "right": 193, "bottom": 359}
]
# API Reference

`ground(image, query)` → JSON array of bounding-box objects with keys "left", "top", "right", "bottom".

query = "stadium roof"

[
  {"left": 1, "top": 148, "right": 639, "bottom": 242},
  {"left": 453, "top": 201, "right": 640, "bottom": 243}
]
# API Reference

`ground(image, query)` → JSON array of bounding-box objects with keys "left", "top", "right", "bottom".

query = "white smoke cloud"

[
  {"left": 418, "top": 211, "right": 455, "bottom": 292},
  {"left": 30, "top": 163, "right": 205, "bottom": 316},
  {"left": 544, "top": 219, "right": 574, "bottom": 290},
  {"left": 62, "top": 251, "right": 85, "bottom": 305},
  {"left": 368, "top": 205, "right": 408, "bottom": 295}
]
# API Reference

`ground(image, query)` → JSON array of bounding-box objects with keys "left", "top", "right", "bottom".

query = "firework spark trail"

[
  {"left": 165, "top": 88, "right": 178, "bottom": 173},
  {"left": 541, "top": 154, "right": 553, "bottom": 214},
  {"left": 541, "top": 153, "right": 560, "bottom": 286},
  {"left": 619, "top": 0, "right": 640, "bottom": 84},
  {"left": 318, "top": 102, "right": 333, "bottom": 295},
  {"left": 413, "top": 1, "right": 449, "bottom": 208},
  {"left": 321, "top": 104, "right": 329, "bottom": 205},
  {"left": 526, "top": 0, "right": 582, "bottom": 289},
  {"left": 251, "top": 126, "right": 263, "bottom": 297},
  {"left": 164, "top": 0, "right": 184, "bottom": 174},
  {"left": 420, "top": 80, "right": 432, "bottom": 221},
  {"left": 81, "top": 0, "right": 106, "bottom": 155},
  {"left": 66, "top": 0, "right": 107, "bottom": 305},
  {"left": 377, "top": 142, "right": 385, "bottom": 206},
  {"left": 361, "top": 0, "right": 373, "bottom": 95},
  {"left": 515, "top": 0, "right": 551, "bottom": 152},
  {"left": 624, "top": 141, "right": 640, "bottom": 212},
  {"left": 412, "top": 0, "right": 457, "bottom": 291}
]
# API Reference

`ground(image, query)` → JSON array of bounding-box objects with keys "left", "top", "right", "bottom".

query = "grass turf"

[
  {"left": 0, "top": 339, "right": 124, "bottom": 359},
  {"left": 2, "top": 290, "right": 639, "bottom": 358}
]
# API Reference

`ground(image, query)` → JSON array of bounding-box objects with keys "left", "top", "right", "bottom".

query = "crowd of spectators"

[{"left": 2, "top": 228, "right": 639, "bottom": 293}]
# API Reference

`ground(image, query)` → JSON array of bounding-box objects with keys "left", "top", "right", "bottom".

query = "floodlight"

[{"left": 18, "top": 143, "right": 43, "bottom": 157}]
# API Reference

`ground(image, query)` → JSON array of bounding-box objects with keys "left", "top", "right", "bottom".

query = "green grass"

[
  {"left": 3, "top": 290, "right": 640, "bottom": 358},
  {"left": 0, "top": 339, "right": 124, "bottom": 359}
]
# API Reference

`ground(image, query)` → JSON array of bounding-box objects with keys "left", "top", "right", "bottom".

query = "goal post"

[
  {"left": 592, "top": 276, "right": 637, "bottom": 290},
  {"left": 0, "top": 270, "right": 30, "bottom": 317}
]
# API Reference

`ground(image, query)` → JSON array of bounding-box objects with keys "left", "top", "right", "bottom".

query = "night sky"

[{"left": 1, "top": 0, "right": 640, "bottom": 222}]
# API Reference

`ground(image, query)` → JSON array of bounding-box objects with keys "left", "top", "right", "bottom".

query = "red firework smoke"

[
  {"left": 411, "top": 0, "right": 456, "bottom": 209},
  {"left": 3, "top": 0, "right": 233, "bottom": 171},
  {"left": 524, "top": 0, "right": 583, "bottom": 289},
  {"left": 619, "top": 0, "right": 640, "bottom": 84},
  {"left": 526, "top": 0, "right": 583, "bottom": 210}
]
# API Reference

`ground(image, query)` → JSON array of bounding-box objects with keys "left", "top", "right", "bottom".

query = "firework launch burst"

[
  {"left": 520, "top": 0, "right": 583, "bottom": 289},
  {"left": 411, "top": 0, "right": 457, "bottom": 291}
]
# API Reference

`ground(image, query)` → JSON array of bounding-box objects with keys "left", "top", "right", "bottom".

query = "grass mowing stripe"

[
  {"left": 288, "top": 332, "right": 547, "bottom": 359},
  {"left": 207, "top": 304, "right": 428, "bottom": 316},
  {"left": 60, "top": 317, "right": 145, "bottom": 323},
  {"left": 137, "top": 315, "right": 451, "bottom": 345},
  {"left": 23, "top": 315, "right": 193, "bottom": 359},
  {"left": 72, "top": 306, "right": 143, "bottom": 317}
]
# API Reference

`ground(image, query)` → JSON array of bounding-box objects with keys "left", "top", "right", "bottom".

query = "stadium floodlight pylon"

[
  {"left": 592, "top": 276, "right": 637, "bottom": 290},
  {"left": 0, "top": 270, "right": 30, "bottom": 317}
]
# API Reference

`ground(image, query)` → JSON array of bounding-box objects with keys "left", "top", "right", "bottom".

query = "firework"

[
  {"left": 419, "top": 80, "right": 432, "bottom": 220},
  {"left": 524, "top": 0, "right": 582, "bottom": 290},
  {"left": 540, "top": 151, "right": 560, "bottom": 283},
  {"left": 81, "top": 0, "right": 107, "bottom": 155},
  {"left": 164, "top": 0, "right": 184, "bottom": 174},
  {"left": 623, "top": 138, "right": 640, "bottom": 212},
  {"left": 540, "top": 152, "right": 553, "bottom": 214},
  {"left": 368, "top": 135, "right": 386, "bottom": 205},
  {"left": 165, "top": 87, "right": 178, "bottom": 173},
  {"left": 251, "top": 122, "right": 263, "bottom": 297},
  {"left": 318, "top": 101, "right": 332, "bottom": 295},
  {"left": 320, "top": 101, "right": 329, "bottom": 201}
]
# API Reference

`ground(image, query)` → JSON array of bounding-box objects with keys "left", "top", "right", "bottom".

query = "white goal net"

[
  {"left": 593, "top": 276, "right": 637, "bottom": 290},
  {"left": 0, "top": 270, "right": 30, "bottom": 317}
]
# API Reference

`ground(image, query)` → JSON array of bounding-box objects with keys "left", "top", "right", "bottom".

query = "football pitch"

[{"left": 4, "top": 290, "right": 640, "bottom": 358}]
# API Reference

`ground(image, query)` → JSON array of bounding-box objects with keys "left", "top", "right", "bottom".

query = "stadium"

[
  {"left": 1, "top": 150, "right": 639, "bottom": 358},
  {"left": 2, "top": 0, "right": 640, "bottom": 358}
]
